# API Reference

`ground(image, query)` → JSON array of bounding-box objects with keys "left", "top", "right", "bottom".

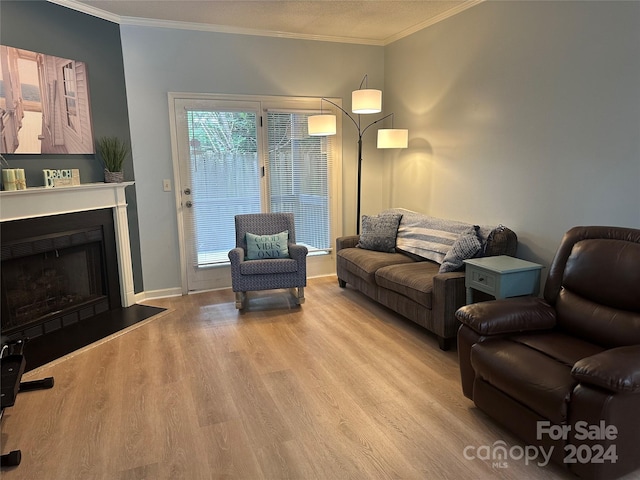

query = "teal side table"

[{"left": 463, "top": 255, "right": 544, "bottom": 304}]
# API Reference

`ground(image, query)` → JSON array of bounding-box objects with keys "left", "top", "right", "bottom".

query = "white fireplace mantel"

[{"left": 0, "top": 182, "right": 136, "bottom": 307}]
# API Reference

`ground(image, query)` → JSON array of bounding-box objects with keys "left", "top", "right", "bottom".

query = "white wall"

[
  {"left": 120, "top": 26, "right": 383, "bottom": 293},
  {"left": 384, "top": 1, "right": 640, "bottom": 269}
]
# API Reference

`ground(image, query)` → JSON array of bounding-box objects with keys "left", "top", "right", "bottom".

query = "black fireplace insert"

[{"left": 1, "top": 209, "right": 121, "bottom": 340}]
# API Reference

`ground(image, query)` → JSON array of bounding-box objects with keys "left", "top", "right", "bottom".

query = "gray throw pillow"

[
  {"left": 439, "top": 226, "right": 482, "bottom": 273},
  {"left": 357, "top": 213, "right": 403, "bottom": 253}
]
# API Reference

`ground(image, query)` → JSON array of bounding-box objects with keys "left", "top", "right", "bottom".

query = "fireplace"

[
  {"left": 1, "top": 209, "right": 121, "bottom": 340},
  {"left": 0, "top": 182, "right": 164, "bottom": 371}
]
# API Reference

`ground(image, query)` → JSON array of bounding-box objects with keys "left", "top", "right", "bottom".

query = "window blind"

[{"left": 266, "top": 110, "right": 332, "bottom": 252}]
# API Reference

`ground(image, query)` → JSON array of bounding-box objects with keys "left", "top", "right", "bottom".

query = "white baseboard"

[
  {"left": 134, "top": 287, "right": 183, "bottom": 302},
  {"left": 133, "top": 273, "right": 336, "bottom": 302}
]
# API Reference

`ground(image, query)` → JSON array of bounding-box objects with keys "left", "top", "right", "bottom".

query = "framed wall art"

[{"left": 1, "top": 45, "right": 94, "bottom": 154}]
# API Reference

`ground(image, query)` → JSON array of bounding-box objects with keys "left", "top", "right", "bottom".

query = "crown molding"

[
  {"left": 118, "top": 16, "right": 385, "bottom": 46},
  {"left": 384, "top": 0, "right": 485, "bottom": 45},
  {"left": 47, "top": 0, "right": 482, "bottom": 47},
  {"left": 47, "top": 0, "right": 121, "bottom": 24}
]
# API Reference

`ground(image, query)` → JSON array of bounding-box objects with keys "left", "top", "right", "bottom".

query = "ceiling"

[{"left": 51, "top": 0, "right": 482, "bottom": 45}]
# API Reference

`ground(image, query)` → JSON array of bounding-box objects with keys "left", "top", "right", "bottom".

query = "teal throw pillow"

[{"left": 245, "top": 230, "right": 289, "bottom": 260}]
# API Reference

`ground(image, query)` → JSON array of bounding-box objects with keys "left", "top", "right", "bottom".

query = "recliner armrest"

[
  {"left": 572, "top": 345, "right": 640, "bottom": 393},
  {"left": 455, "top": 296, "right": 556, "bottom": 336}
]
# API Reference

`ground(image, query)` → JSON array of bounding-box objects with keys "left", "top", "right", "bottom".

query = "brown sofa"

[
  {"left": 336, "top": 212, "right": 517, "bottom": 350},
  {"left": 456, "top": 226, "right": 640, "bottom": 479}
]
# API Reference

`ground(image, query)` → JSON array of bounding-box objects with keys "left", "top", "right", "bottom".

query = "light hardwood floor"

[{"left": 0, "top": 276, "right": 593, "bottom": 479}]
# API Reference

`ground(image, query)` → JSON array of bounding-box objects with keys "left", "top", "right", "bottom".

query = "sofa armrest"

[
  {"left": 572, "top": 346, "right": 640, "bottom": 394},
  {"left": 455, "top": 296, "right": 556, "bottom": 336},
  {"left": 432, "top": 271, "right": 466, "bottom": 298},
  {"left": 432, "top": 272, "right": 467, "bottom": 341},
  {"left": 336, "top": 235, "right": 360, "bottom": 251}
]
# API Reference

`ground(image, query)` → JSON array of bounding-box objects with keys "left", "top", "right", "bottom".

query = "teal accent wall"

[{"left": 0, "top": 0, "right": 144, "bottom": 293}]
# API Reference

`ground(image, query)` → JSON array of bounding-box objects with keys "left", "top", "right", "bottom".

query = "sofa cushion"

[
  {"left": 471, "top": 333, "right": 604, "bottom": 423},
  {"left": 337, "top": 248, "right": 413, "bottom": 284},
  {"left": 358, "top": 212, "right": 403, "bottom": 253},
  {"left": 375, "top": 261, "right": 440, "bottom": 309}
]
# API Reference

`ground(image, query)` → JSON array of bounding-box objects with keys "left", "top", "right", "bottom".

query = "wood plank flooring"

[{"left": 0, "top": 276, "right": 592, "bottom": 479}]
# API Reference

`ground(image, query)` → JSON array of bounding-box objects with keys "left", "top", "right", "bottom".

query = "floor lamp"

[{"left": 308, "top": 75, "right": 408, "bottom": 234}]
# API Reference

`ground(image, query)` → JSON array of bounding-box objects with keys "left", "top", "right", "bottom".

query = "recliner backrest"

[{"left": 543, "top": 226, "right": 640, "bottom": 348}]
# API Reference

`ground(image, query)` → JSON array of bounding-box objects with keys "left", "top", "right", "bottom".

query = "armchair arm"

[
  {"left": 228, "top": 247, "right": 245, "bottom": 265},
  {"left": 455, "top": 296, "right": 556, "bottom": 336},
  {"left": 336, "top": 235, "right": 360, "bottom": 251},
  {"left": 572, "top": 345, "right": 640, "bottom": 394},
  {"left": 288, "top": 244, "right": 308, "bottom": 262}
]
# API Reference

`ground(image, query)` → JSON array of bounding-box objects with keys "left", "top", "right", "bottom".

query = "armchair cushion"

[
  {"left": 572, "top": 345, "right": 640, "bottom": 393},
  {"left": 239, "top": 258, "right": 299, "bottom": 275},
  {"left": 245, "top": 230, "right": 289, "bottom": 260},
  {"left": 456, "top": 296, "right": 557, "bottom": 336}
]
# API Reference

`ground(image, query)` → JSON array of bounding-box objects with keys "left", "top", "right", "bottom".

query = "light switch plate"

[{"left": 163, "top": 179, "right": 171, "bottom": 192}]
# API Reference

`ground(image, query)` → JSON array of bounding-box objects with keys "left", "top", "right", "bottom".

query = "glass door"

[{"left": 173, "top": 98, "right": 262, "bottom": 291}]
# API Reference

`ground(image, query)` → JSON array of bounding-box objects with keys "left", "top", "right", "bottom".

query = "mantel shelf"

[{"left": 0, "top": 182, "right": 135, "bottom": 223}]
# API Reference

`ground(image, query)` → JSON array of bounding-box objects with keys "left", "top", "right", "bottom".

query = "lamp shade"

[
  {"left": 307, "top": 114, "right": 337, "bottom": 136},
  {"left": 352, "top": 89, "right": 382, "bottom": 114},
  {"left": 377, "top": 129, "right": 408, "bottom": 149}
]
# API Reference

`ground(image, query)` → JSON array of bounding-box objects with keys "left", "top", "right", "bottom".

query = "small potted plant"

[{"left": 96, "top": 136, "right": 129, "bottom": 183}]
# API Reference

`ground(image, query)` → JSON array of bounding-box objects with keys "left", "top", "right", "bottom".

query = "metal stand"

[{"left": 1, "top": 339, "right": 54, "bottom": 468}]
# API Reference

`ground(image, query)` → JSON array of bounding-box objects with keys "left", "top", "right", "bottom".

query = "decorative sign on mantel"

[{"left": 43, "top": 169, "right": 80, "bottom": 188}]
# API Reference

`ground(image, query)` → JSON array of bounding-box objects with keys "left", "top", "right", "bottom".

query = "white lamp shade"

[
  {"left": 307, "top": 114, "right": 337, "bottom": 136},
  {"left": 377, "top": 129, "right": 408, "bottom": 149},
  {"left": 352, "top": 89, "right": 382, "bottom": 114}
]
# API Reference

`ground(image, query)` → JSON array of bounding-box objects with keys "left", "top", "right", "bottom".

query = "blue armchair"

[{"left": 228, "top": 213, "right": 308, "bottom": 309}]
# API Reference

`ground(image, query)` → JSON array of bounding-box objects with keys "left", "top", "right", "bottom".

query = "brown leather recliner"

[{"left": 456, "top": 226, "right": 640, "bottom": 480}]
